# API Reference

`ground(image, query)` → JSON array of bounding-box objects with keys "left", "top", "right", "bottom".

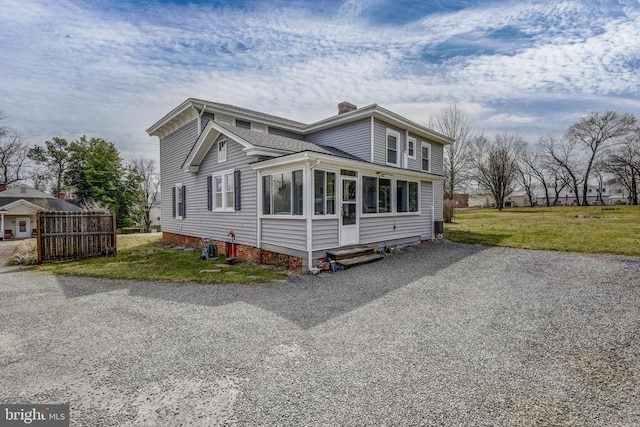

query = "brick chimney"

[
  {"left": 58, "top": 192, "right": 66, "bottom": 200},
  {"left": 0, "top": 183, "right": 6, "bottom": 192},
  {"left": 338, "top": 101, "right": 357, "bottom": 115}
]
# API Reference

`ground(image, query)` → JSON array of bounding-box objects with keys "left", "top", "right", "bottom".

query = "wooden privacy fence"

[{"left": 37, "top": 211, "right": 117, "bottom": 264}]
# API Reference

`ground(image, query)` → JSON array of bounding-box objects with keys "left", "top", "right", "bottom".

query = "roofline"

[
  {"left": 251, "top": 150, "right": 445, "bottom": 180},
  {"left": 148, "top": 99, "right": 454, "bottom": 145}
]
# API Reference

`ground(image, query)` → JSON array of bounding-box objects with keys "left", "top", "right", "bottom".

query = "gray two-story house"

[{"left": 147, "top": 99, "right": 452, "bottom": 270}]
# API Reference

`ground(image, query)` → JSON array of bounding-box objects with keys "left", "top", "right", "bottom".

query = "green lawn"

[
  {"left": 445, "top": 205, "right": 640, "bottom": 256},
  {"left": 36, "top": 234, "right": 288, "bottom": 284}
]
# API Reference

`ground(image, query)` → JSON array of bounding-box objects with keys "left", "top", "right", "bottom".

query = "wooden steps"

[{"left": 326, "top": 246, "right": 384, "bottom": 270}]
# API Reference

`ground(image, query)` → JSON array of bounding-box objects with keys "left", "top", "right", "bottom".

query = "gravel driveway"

[{"left": 1, "top": 241, "right": 638, "bottom": 426}]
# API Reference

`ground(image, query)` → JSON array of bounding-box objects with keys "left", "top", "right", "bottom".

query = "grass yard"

[
  {"left": 36, "top": 234, "right": 288, "bottom": 284},
  {"left": 445, "top": 205, "right": 640, "bottom": 256}
]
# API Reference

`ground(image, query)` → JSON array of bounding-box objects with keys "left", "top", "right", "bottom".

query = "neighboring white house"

[
  {"left": 147, "top": 99, "right": 452, "bottom": 270},
  {"left": 0, "top": 183, "right": 81, "bottom": 240}
]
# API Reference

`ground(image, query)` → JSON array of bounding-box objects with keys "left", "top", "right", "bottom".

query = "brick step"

[
  {"left": 326, "top": 246, "right": 375, "bottom": 261},
  {"left": 336, "top": 253, "right": 384, "bottom": 269}
]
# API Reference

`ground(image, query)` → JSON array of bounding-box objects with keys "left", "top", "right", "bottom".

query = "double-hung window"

[
  {"left": 421, "top": 142, "right": 431, "bottom": 172},
  {"left": 362, "top": 176, "right": 392, "bottom": 214},
  {"left": 208, "top": 169, "right": 240, "bottom": 212},
  {"left": 386, "top": 130, "right": 400, "bottom": 166},
  {"left": 314, "top": 170, "right": 336, "bottom": 215},
  {"left": 173, "top": 183, "right": 185, "bottom": 218},
  {"left": 218, "top": 139, "right": 227, "bottom": 163},
  {"left": 408, "top": 137, "right": 416, "bottom": 159},
  {"left": 262, "top": 170, "right": 303, "bottom": 215}
]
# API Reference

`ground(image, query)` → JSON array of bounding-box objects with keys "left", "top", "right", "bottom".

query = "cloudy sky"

[{"left": 1, "top": 0, "right": 639, "bottom": 163}]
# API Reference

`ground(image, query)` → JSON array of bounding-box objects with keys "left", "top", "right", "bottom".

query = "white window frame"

[
  {"left": 260, "top": 167, "right": 304, "bottom": 217},
  {"left": 386, "top": 129, "right": 400, "bottom": 166},
  {"left": 361, "top": 175, "right": 393, "bottom": 216},
  {"left": 421, "top": 142, "right": 432, "bottom": 173},
  {"left": 218, "top": 139, "right": 227, "bottom": 163},
  {"left": 212, "top": 169, "right": 235, "bottom": 212},
  {"left": 396, "top": 179, "right": 420, "bottom": 215},
  {"left": 175, "top": 183, "right": 184, "bottom": 219},
  {"left": 408, "top": 137, "right": 416, "bottom": 160},
  {"left": 312, "top": 169, "right": 338, "bottom": 218}
]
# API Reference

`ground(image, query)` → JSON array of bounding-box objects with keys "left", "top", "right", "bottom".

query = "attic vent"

[
  {"left": 338, "top": 101, "right": 357, "bottom": 114},
  {"left": 20, "top": 187, "right": 27, "bottom": 193}
]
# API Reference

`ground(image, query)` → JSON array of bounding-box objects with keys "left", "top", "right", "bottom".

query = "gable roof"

[
  {"left": 183, "top": 120, "right": 362, "bottom": 172},
  {"left": 0, "top": 196, "right": 82, "bottom": 212},
  {"left": 147, "top": 98, "right": 454, "bottom": 146}
]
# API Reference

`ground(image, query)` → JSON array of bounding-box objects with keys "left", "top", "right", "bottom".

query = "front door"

[
  {"left": 16, "top": 217, "right": 30, "bottom": 238},
  {"left": 340, "top": 176, "right": 358, "bottom": 246}
]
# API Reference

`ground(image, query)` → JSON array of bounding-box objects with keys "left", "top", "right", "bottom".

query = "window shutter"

[
  {"left": 207, "top": 176, "right": 212, "bottom": 211},
  {"left": 172, "top": 187, "right": 176, "bottom": 218},
  {"left": 234, "top": 170, "right": 241, "bottom": 210},
  {"left": 182, "top": 185, "right": 186, "bottom": 218}
]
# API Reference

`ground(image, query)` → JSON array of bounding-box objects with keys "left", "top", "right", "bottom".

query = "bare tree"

[
  {"left": 471, "top": 133, "right": 525, "bottom": 210},
  {"left": 0, "top": 114, "right": 29, "bottom": 185},
  {"left": 566, "top": 111, "right": 636, "bottom": 205},
  {"left": 130, "top": 158, "right": 160, "bottom": 232},
  {"left": 540, "top": 134, "right": 583, "bottom": 205},
  {"left": 517, "top": 147, "right": 536, "bottom": 207},
  {"left": 428, "top": 104, "right": 474, "bottom": 200},
  {"left": 602, "top": 130, "right": 640, "bottom": 205}
]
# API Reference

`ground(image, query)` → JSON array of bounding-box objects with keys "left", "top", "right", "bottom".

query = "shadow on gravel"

[{"left": 56, "top": 241, "right": 488, "bottom": 329}]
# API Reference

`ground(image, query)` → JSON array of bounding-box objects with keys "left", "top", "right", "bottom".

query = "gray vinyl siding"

[
  {"left": 160, "top": 119, "right": 198, "bottom": 237},
  {"left": 312, "top": 218, "right": 339, "bottom": 250},
  {"left": 421, "top": 180, "right": 434, "bottom": 239},
  {"left": 261, "top": 218, "right": 307, "bottom": 250},
  {"left": 433, "top": 180, "right": 443, "bottom": 222},
  {"left": 201, "top": 113, "right": 214, "bottom": 132},
  {"left": 268, "top": 127, "right": 305, "bottom": 140},
  {"left": 373, "top": 119, "right": 405, "bottom": 167},
  {"left": 160, "top": 121, "right": 259, "bottom": 246},
  {"left": 407, "top": 132, "right": 421, "bottom": 171},
  {"left": 305, "top": 119, "right": 371, "bottom": 161}
]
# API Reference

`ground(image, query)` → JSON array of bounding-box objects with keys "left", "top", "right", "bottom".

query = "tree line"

[
  {"left": 430, "top": 105, "right": 640, "bottom": 214},
  {"left": 0, "top": 113, "right": 158, "bottom": 229}
]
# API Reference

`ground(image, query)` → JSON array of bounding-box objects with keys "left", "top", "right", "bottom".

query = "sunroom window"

[
  {"left": 314, "top": 170, "right": 336, "bottom": 215},
  {"left": 362, "top": 176, "right": 391, "bottom": 214},
  {"left": 397, "top": 180, "right": 419, "bottom": 212},
  {"left": 262, "top": 170, "right": 303, "bottom": 215}
]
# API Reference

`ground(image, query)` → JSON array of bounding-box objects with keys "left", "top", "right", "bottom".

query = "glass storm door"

[
  {"left": 16, "top": 217, "right": 30, "bottom": 238},
  {"left": 340, "top": 177, "right": 358, "bottom": 246}
]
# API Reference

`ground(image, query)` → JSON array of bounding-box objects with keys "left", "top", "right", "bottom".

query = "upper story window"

[
  {"left": 421, "top": 142, "right": 431, "bottom": 172},
  {"left": 262, "top": 170, "right": 303, "bottom": 215},
  {"left": 386, "top": 130, "right": 400, "bottom": 166},
  {"left": 314, "top": 170, "right": 336, "bottom": 215},
  {"left": 408, "top": 138, "right": 416, "bottom": 159},
  {"left": 235, "top": 119, "right": 251, "bottom": 129},
  {"left": 207, "top": 170, "right": 241, "bottom": 212},
  {"left": 218, "top": 139, "right": 227, "bottom": 163}
]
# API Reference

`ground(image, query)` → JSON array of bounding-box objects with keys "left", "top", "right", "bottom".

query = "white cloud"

[{"left": 0, "top": 0, "right": 639, "bottom": 164}]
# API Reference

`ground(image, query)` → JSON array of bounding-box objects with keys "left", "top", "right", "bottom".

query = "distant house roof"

[{"left": 0, "top": 184, "right": 81, "bottom": 212}]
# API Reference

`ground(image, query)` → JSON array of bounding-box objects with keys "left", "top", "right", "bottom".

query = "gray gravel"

[{"left": 1, "top": 240, "right": 639, "bottom": 426}]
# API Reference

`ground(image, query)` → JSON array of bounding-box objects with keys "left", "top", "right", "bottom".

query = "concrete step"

[
  {"left": 326, "top": 246, "right": 375, "bottom": 261},
  {"left": 337, "top": 253, "right": 384, "bottom": 269}
]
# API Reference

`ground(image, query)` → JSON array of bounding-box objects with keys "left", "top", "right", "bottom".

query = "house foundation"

[{"left": 162, "top": 231, "right": 303, "bottom": 270}]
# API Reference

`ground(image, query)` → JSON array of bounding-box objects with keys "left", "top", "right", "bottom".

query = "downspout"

[
  {"left": 306, "top": 158, "right": 321, "bottom": 272},
  {"left": 431, "top": 182, "right": 435, "bottom": 239},
  {"left": 256, "top": 170, "right": 262, "bottom": 255},
  {"left": 0, "top": 213, "right": 4, "bottom": 240},
  {"left": 370, "top": 116, "right": 375, "bottom": 163},
  {"left": 404, "top": 129, "right": 409, "bottom": 168}
]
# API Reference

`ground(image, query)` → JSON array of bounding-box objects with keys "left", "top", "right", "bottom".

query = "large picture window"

[
  {"left": 362, "top": 176, "right": 391, "bottom": 214},
  {"left": 314, "top": 170, "right": 336, "bottom": 215},
  {"left": 397, "top": 180, "right": 419, "bottom": 212},
  {"left": 262, "top": 170, "right": 303, "bottom": 215}
]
